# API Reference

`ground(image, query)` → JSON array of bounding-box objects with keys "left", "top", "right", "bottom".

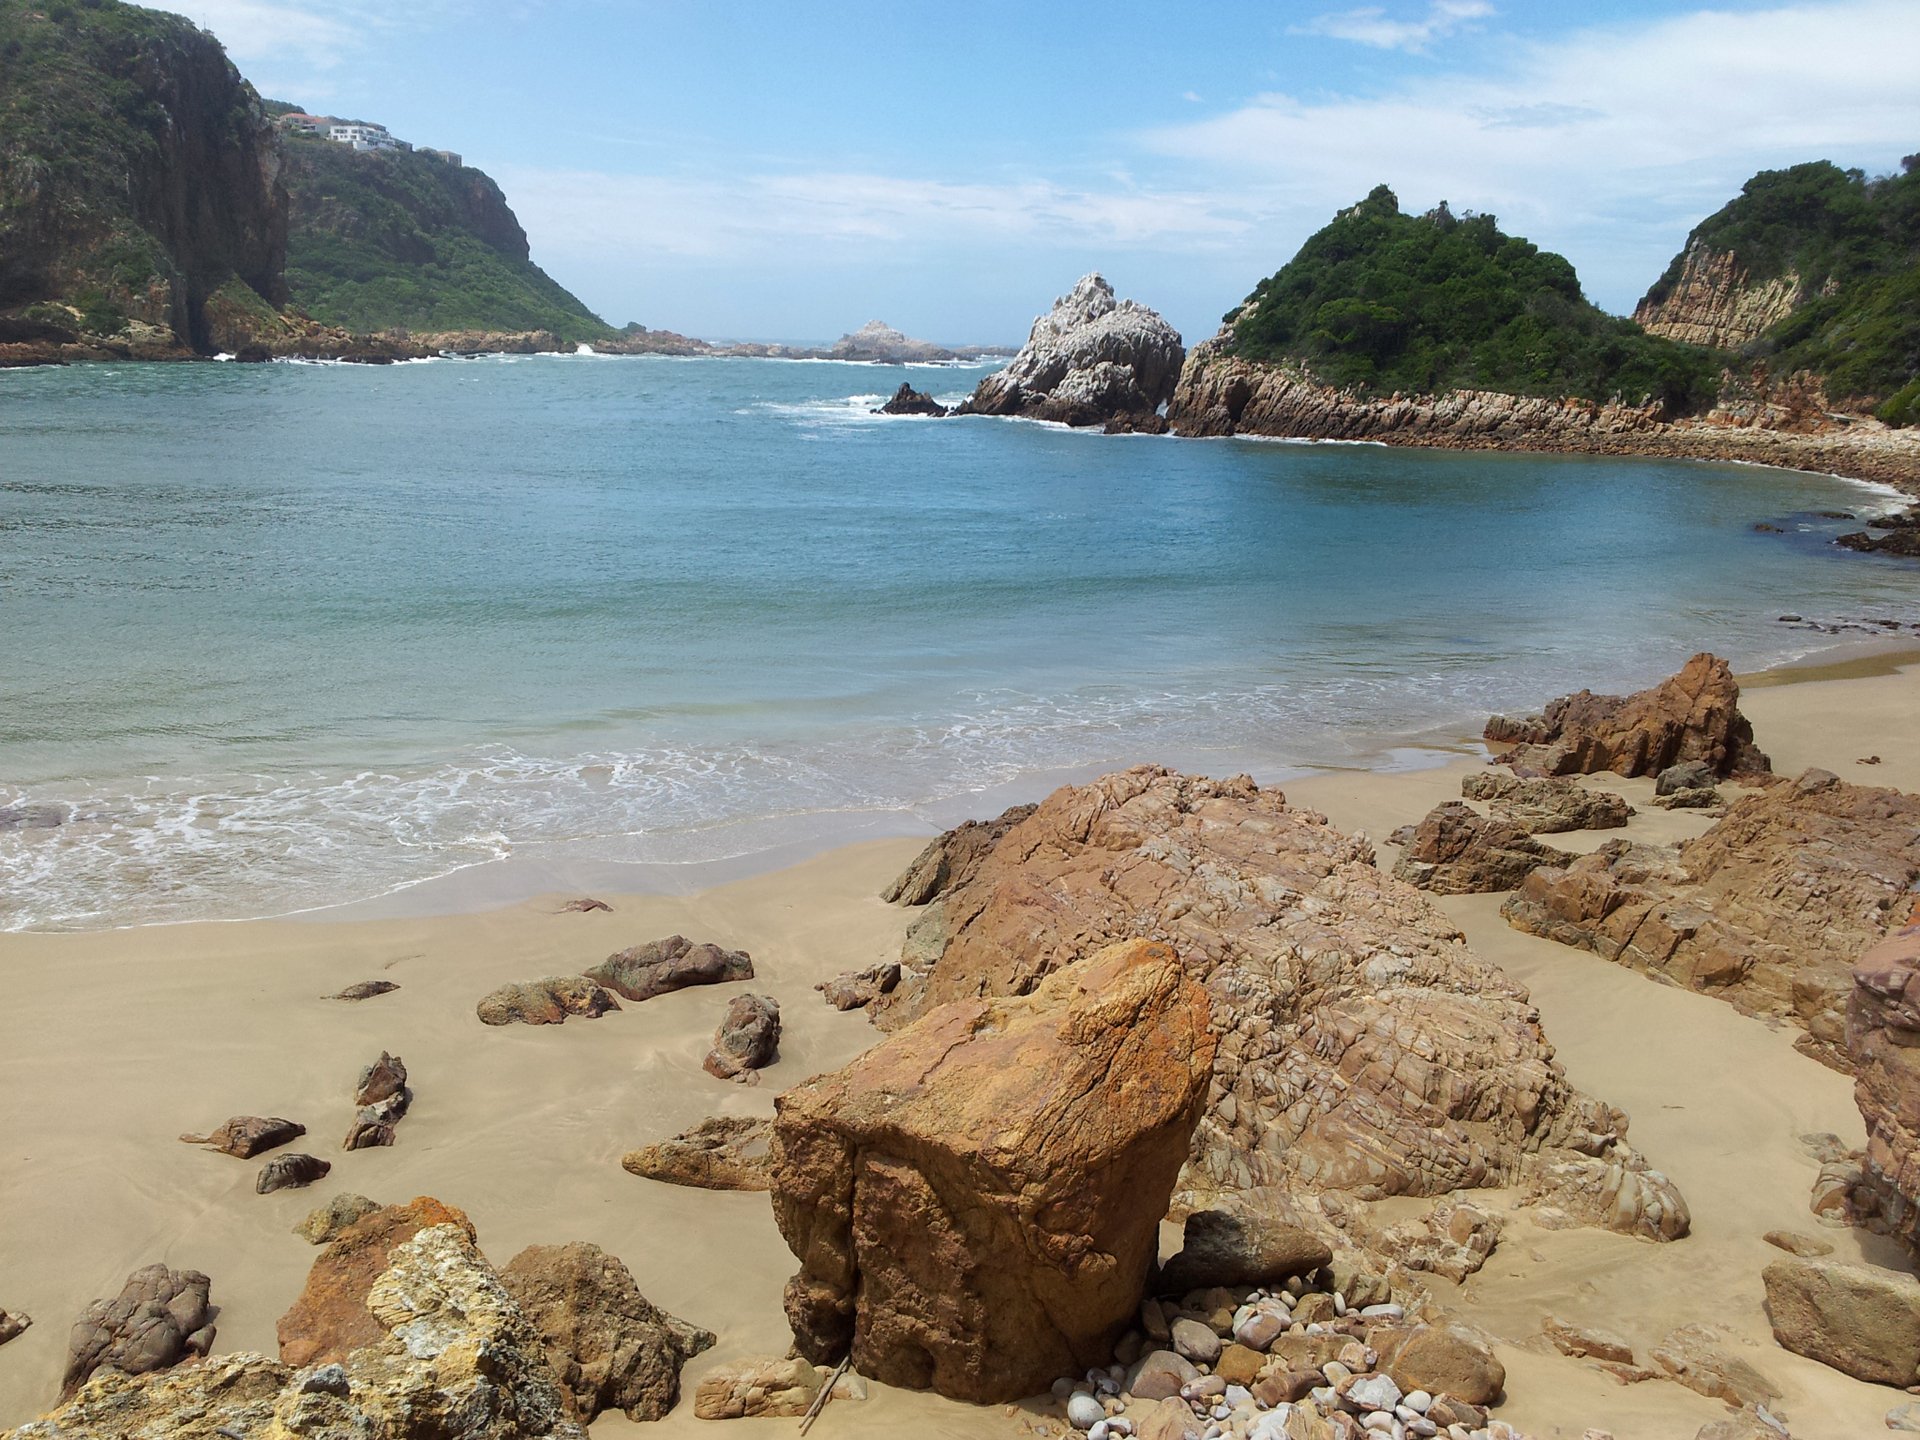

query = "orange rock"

[{"left": 277, "top": 1196, "right": 475, "bottom": 1367}]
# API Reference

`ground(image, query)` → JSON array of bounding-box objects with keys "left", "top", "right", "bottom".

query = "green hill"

[{"left": 1221, "top": 185, "right": 1720, "bottom": 414}]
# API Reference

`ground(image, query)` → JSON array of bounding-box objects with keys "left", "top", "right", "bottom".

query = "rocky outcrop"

[
  {"left": 830, "top": 320, "right": 953, "bottom": 363},
  {"left": 179, "top": 1114, "right": 306, "bottom": 1158},
  {"left": 1763, "top": 1255, "right": 1920, "bottom": 1385},
  {"left": 1458, "top": 772, "right": 1633, "bottom": 834},
  {"left": 279, "top": 1196, "right": 477, "bottom": 1367},
  {"left": 59, "top": 1265, "right": 215, "bottom": 1400},
  {"left": 1391, "top": 802, "right": 1574, "bottom": 893},
  {"left": 584, "top": 934, "right": 753, "bottom": 1001},
  {"left": 498, "top": 1242, "right": 714, "bottom": 1422},
  {"left": 957, "top": 275, "right": 1184, "bottom": 427},
  {"left": 476, "top": 974, "right": 621, "bottom": 1026},
  {"left": 817, "top": 961, "right": 900, "bottom": 1011},
  {"left": 873, "top": 382, "right": 949, "bottom": 416},
  {"left": 1483, "top": 654, "right": 1771, "bottom": 779},
  {"left": 622, "top": 1116, "right": 772, "bottom": 1191},
  {"left": 1632, "top": 241, "right": 1808, "bottom": 350},
  {"left": 882, "top": 803, "right": 1035, "bottom": 904},
  {"left": 1847, "top": 916, "right": 1920, "bottom": 1256},
  {"left": 703, "top": 993, "right": 781, "bottom": 1081},
  {"left": 878, "top": 767, "right": 1685, "bottom": 1244},
  {"left": 294, "top": 1193, "right": 380, "bottom": 1245},
  {"left": 1506, "top": 769, "right": 1920, "bottom": 1066},
  {"left": 1839, "top": 527, "right": 1920, "bottom": 558},
  {"left": 771, "top": 938, "right": 1215, "bottom": 1403}
]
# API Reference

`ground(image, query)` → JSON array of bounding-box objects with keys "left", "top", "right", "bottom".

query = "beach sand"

[{"left": 2, "top": 655, "right": 1917, "bottom": 1438}]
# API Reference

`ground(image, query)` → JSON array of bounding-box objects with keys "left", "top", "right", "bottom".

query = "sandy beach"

[{"left": 2, "top": 652, "right": 1918, "bottom": 1439}]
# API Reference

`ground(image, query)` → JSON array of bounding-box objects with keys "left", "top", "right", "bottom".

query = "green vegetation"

[
  {"left": 1224, "top": 186, "right": 1719, "bottom": 413},
  {"left": 1642, "top": 158, "right": 1920, "bottom": 409},
  {"left": 279, "top": 128, "right": 610, "bottom": 338}
]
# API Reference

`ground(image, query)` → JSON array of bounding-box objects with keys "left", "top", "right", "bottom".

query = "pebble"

[
  {"left": 1361, "top": 1303, "right": 1405, "bottom": 1319},
  {"left": 1066, "top": 1393, "right": 1105, "bottom": 1431},
  {"left": 1891, "top": 1404, "right": 1920, "bottom": 1434},
  {"left": 1088, "top": 1423, "right": 1109, "bottom": 1440},
  {"left": 1404, "top": 1391, "right": 1432, "bottom": 1414},
  {"left": 1322, "top": 1361, "right": 1353, "bottom": 1387},
  {"left": 1224, "top": 1384, "right": 1251, "bottom": 1408},
  {"left": 1344, "top": 1373, "right": 1403, "bottom": 1413}
]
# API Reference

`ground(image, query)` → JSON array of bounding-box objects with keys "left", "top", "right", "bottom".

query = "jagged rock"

[
  {"left": 178, "top": 1115, "right": 306, "bottom": 1159},
  {"left": 1391, "top": 801, "right": 1574, "bottom": 893},
  {"left": 1156, "top": 1210, "right": 1332, "bottom": 1295},
  {"left": 816, "top": 961, "right": 900, "bottom": 1011},
  {"left": 326, "top": 979, "right": 399, "bottom": 1001},
  {"left": 59, "top": 1265, "right": 215, "bottom": 1400},
  {"left": 0, "top": 1310, "right": 28, "bottom": 1347},
  {"left": 1649, "top": 1323, "right": 1781, "bottom": 1407},
  {"left": 1634, "top": 240, "right": 1809, "bottom": 349},
  {"left": 354, "top": 1052, "right": 408, "bottom": 1108},
  {"left": 877, "top": 766, "right": 1685, "bottom": 1245},
  {"left": 1375, "top": 1199, "right": 1503, "bottom": 1282},
  {"left": 584, "top": 934, "right": 753, "bottom": 1002},
  {"left": 476, "top": 974, "right": 621, "bottom": 1026},
  {"left": 1849, "top": 917, "right": 1920, "bottom": 1256},
  {"left": 1838, "top": 528, "right": 1920, "bottom": 557},
  {"left": 1375, "top": 1322, "right": 1505, "bottom": 1406},
  {"left": 703, "top": 993, "right": 781, "bottom": 1081},
  {"left": 498, "top": 1242, "right": 714, "bottom": 1422},
  {"left": 257, "top": 1153, "right": 331, "bottom": 1194},
  {"left": 881, "top": 803, "right": 1035, "bottom": 904},
  {"left": 873, "top": 382, "right": 949, "bottom": 416},
  {"left": 343, "top": 1105, "right": 402, "bottom": 1151},
  {"left": 1484, "top": 654, "right": 1771, "bottom": 779},
  {"left": 294, "top": 1194, "right": 380, "bottom": 1245},
  {"left": 1657, "top": 760, "right": 1718, "bottom": 795},
  {"left": 1459, "top": 771, "right": 1633, "bottom": 833},
  {"left": 1543, "top": 1316, "right": 1635, "bottom": 1365},
  {"left": 692, "top": 1355, "right": 864, "bottom": 1419},
  {"left": 622, "top": 1116, "right": 771, "bottom": 1191},
  {"left": 279, "top": 1196, "right": 477, "bottom": 1367},
  {"left": 957, "top": 275, "right": 1184, "bottom": 426},
  {"left": 771, "top": 938, "right": 1214, "bottom": 1402},
  {"left": 1506, "top": 769, "right": 1920, "bottom": 1067},
  {"left": 1763, "top": 1255, "right": 1920, "bottom": 1385}
]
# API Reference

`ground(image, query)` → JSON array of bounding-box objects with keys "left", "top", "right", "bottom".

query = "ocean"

[{"left": 2, "top": 352, "right": 1914, "bottom": 930}]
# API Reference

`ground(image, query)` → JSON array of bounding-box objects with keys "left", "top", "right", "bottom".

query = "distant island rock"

[
  {"left": 956, "top": 273, "right": 1184, "bottom": 427},
  {"left": 828, "top": 321, "right": 954, "bottom": 363}
]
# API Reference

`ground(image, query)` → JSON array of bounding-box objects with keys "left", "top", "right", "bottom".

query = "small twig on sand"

[{"left": 798, "top": 1354, "right": 851, "bottom": 1435}]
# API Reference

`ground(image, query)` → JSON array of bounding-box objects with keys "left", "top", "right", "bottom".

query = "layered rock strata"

[
  {"left": 1632, "top": 242, "right": 1808, "bottom": 350},
  {"left": 1457, "top": 772, "right": 1632, "bottom": 834},
  {"left": 771, "top": 937, "right": 1215, "bottom": 1403},
  {"left": 1848, "top": 916, "right": 1920, "bottom": 1256}
]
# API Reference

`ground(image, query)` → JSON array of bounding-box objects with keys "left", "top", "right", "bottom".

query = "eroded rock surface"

[
  {"left": 1459, "top": 772, "right": 1633, "bottom": 834},
  {"left": 279, "top": 1196, "right": 477, "bottom": 1367},
  {"left": 772, "top": 937, "right": 1215, "bottom": 1402},
  {"left": 1484, "top": 654, "right": 1771, "bottom": 779},
  {"left": 692, "top": 1356, "right": 866, "bottom": 1419},
  {"left": 1506, "top": 769, "right": 1920, "bottom": 1067},
  {"left": 1763, "top": 1255, "right": 1920, "bottom": 1385},
  {"left": 294, "top": 1193, "right": 380, "bottom": 1245},
  {"left": 1847, "top": 916, "right": 1920, "bottom": 1255},
  {"left": 881, "top": 803, "right": 1036, "bottom": 905},
  {"left": 476, "top": 974, "right": 621, "bottom": 1026},
  {"left": 257, "top": 1154, "right": 331, "bottom": 1194},
  {"left": 622, "top": 1116, "right": 772, "bottom": 1192},
  {"left": 1392, "top": 801, "right": 1574, "bottom": 894},
  {"left": 60, "top": 1265, "right": 215, "bottom": 1400},
  {"left": 584, "top": 935, "right": 752, "bottom": 1002},
  {"left": 179, "top": 1114, "right": 306, "bottom": 1158},
  {"left": 817, "top": 961, "right": 900, "bottom": 1011},
  {"left": 703, "top": 992, "right": 781, "bottom": 1081}
]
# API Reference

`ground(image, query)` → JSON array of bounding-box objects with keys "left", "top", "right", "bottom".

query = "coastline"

[{"left": 3, "top": 652, "right": 1918, "bottom": 1437}]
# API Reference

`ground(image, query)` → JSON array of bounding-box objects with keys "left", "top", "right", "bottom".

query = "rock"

[
  {"left": 703, "top": 993, "right": 781, "bottom": 1081},
  {"left": 1391, "top": 801, "right": 1573, "bottom": 893},
  {"left": 1839, "top": 529, "right": 1920, "bottom": 557},
  {"left": 178, "top": 1115, "right": 306, "bottom": 1158},
  {"left": 559, "top": 897, "right": 611, "bottom": 913},
  {"left": 1522, "top": 1147, "right": 1691, "bottom": 1241},
  {"left": 1889, "top": 1401, "right": 1920, "bottom": 1431},
  {"left": 476, "top": 974, "right": 621, "bottom": 1026},
  {"left": 1653, "top": 785, "right": 1723, "bottom": 810},
  {"left": 584, "top": 934, "right": 753, "bottom": 1002},
  {"left": 873, "top": 382, "right": 949, "bottom": 417},
  {"left": 957, "top": 275, "right": 1184, "bottom": 427},
  {"left": 1543, "top": 1316, "right": 1635, "bottom": 1365},
  {"left": 279, "top": 1196, "right": 477, "bottom": 1367},
  {"left": 294, "top": 1193, "right": 380, "bottom": 1245},
  {"left": 59, "top": 1264, "right": 215, "bottom": 1400},
  {"left": 622, "top": 1115, "right": 772, "bottom": 1191},
  {"left": 1458, "top": 772, "right": 1633, "bottom": 833},
  {"left": 1374, "top": 1199, "right": 1503, "bottom": 1282},
  {"left": 1657, "top": 760, "right": 1718, "bottom": 795},
  {"left": 692, "top": 1355, "right": 823, "bottom": 1419},
  {"left": 1377, "top": 1322, "right": 1505, "bottom": 1407},
  {"left": 882, "top": 804, "right": 1035, "bottom": 905},
  {"left": 1216, "top": 1341, "right": 1264, "bottom": 1385},
  {"left": 257, "top": 1153, "right": 331, "bottom": 1194},
  {"left": 354, "top": 1051, "right": 409, "bottom": 1108},
  {"left": 343, "top": 1104, "right": 403, "bottom": 1151},
  {"left": 498, "top": 1241, "right": 714, "bottom": 1422},
  {"left": 771, "top": 938, "right": 1215, "bottom": 1402},
  {"left": 1848, "top": 917, "right": 1920, "bottom": 1256},
  {"left": 327, "top": 979, "right": 399, "bottom": 1000},
  {"left": 877, "top": 766, "right": 1685, "bottom": 1246},
  {"left": 1692, "top": 1411, "right": 1793, "bottom": 1440},
  {"left": 830, "top": 319, "right": 955, "bottom": 364},
  {"left": 1170, "top": 1317, "right": 1222, "bottom": 1365},
  {"left": 1067, "top": 1391, "right": 1107, "bottom": 1429},
  {"left": 0, "top": 1310, "right": 28, "bottom": 1347},
  {"left": 1126, "top": 1348, "right": 1201, "bottom": 1401},
  {"left": 1763, "top": 1229, "right": 1834, "bottom": 1257},
  {"left": 1762, "top": 1255, "right": 1920, "bottom": 1385},
  {"left": 817, "top": 961, "right": 901, "bottom": 1011},
  {"left": 1634, "top": 240, "right": 1809, "bottom": 350},
  {"left": 1157, "top": 1210, "right": 1333, "bottom": 1294},
  {"left": 1484, "top": 653, "right": 1771, "bottom": 780},
  {"left": 1507, "top": 769, "right": 1920, "bottom": 1068},
  {"left": 1648, "top": 1323, "right": 1780, "bottom": 1407}
]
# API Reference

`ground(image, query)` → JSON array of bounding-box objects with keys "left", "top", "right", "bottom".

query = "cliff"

[
  {"left": 1630, "top": 241, "right": 1807, "bottom": 351},
  {"left": 0, "top": 0, "right": 286, "bottom": 355}
]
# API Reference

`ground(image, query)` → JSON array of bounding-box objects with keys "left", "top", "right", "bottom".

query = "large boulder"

[
  {"left": 622, "top": 1116, "right": 772, "bottom": 1191},
  {"left": 279, "top": 1196, "right": 477, "bottom": 1367},
  {"left": 1506, "top": 769, "right": 1920, "bottom": 1068},
  {"left": 498, "top": 1242, "right": 714, "bottom": 1422},
  {"left": 1484, "top": 653, "right": 1771, "bottom": 779},
  {"left": 1391, "top": 801, "right": 1574, "bottom": 893},
  {"left": 1155, "top": 1210, "right": 1332, "bottom": 1295},
  {"left": 584, "top": 935, "right": 752, "bottom": 1002},
  {"left": 1459, "top": 771, "right": 1633, "bottom": 834},
  {"left": 876, "top": 767, "right": 1684, "bottom": 1243},
  {"left": 1847, "top": 917, "right": 1920, "bottom": 1255},
  {"left": 476, "top": 975, "right": 621, "bottom": 1026},
  {"left": 703, "top": 993, "right": 781, "bottom": 1081},
  {"left": 770, "top": 937, "right": 1215, "bottom": 1403},
  {"left": 1762, "top": 1255, "right": 1920, "bottom": 1385},
  {"left": 957, "top": 275, "right": 1184, "bottom": 427},
  {"left": 59, "top": 1265, "right": 215, "bottom": 1400}
]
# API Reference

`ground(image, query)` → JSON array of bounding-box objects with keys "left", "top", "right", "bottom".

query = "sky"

[{"left": 161, "top": 0, "right": 1920, "bottom": 346}]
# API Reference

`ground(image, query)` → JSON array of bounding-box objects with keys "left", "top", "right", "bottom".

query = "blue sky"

[{"left": 165, "top": 0, "right": 1919, "bottom": 345}]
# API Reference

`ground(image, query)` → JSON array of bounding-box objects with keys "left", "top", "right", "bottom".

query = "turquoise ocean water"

[{"left": 2, "top": 352, "right": 1916, "bottom": 930}]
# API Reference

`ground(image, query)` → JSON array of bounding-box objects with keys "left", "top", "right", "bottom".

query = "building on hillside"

[
  {"left": 419, "top": 148, "right": 463, "bottom": 166},
  {"left": 326, "top": 122, "right": 411, "bottom": 153},
  {"left": 277, "top": 112, "right": 333, "bottom": 135}
]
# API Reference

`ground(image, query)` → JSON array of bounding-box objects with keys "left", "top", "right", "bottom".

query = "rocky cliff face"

[
  {"left": 1631, "top": 240, "right": 1808, "bottom": 350},
  {"left": 959, "top": 274, "right": 1184, "bottom": 426},
  {"left": 1849, "top": 916, "right": 1920, "bottom": 1258}
]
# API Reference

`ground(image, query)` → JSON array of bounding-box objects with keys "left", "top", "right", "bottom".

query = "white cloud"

[
  {"left": 159, "top": 0, "right": 365, "bottom": 69},
  {"left": 1293, "top": 0, "right": 1495, "bottom": 53}
]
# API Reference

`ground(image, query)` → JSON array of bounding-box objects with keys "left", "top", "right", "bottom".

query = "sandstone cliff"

[{"left": 1632, "top": 240, "right": 1809, "bottom": 350}]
